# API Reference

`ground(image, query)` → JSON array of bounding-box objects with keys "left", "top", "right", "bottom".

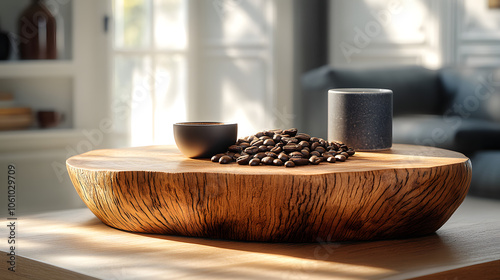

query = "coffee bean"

[
  {"left": 253, "top": 152, "right": 266, "bottom": 160},
  {"left": 236, "top": 155, "right": 251, "bottom": 165},
  {"left": 284, "top": 160, "right": 295, "bottom": 167},
  {"left": 270, "top": 146, "right": 282, "bottom": 153},
  {"left": 264, "top": 130, "right": 275, "bottom": 137},
  {"left": 291, "top": 158, "right": 309, "bottom": 166},
  {"left": 273, "top": 158, "right": 284, "bottom": 166},
  {"left": 283, "top": 144, "right": 301, "bottom": 152},
  {"left": 228, "top": 145, "right": 242, "bottom": 153},
  {"left": 251, "top": 139, "right": 263, "bottom": 147},
  {"left": 232, "top": 153, "right": 241, "bottom": 160},
  {"left": 290, "top": 151, "right": 304, "bottom": 158},
  {"left": 283, "top": 137, "right": 298, "bottom": 144},
  {"left": 249, "top": 158, "right": 261, "bottom": 166},
  {"left": 322, "top": 152, "right": 334, "bottom": 159},
  {"left": 298, "top": 140, "right": 309, "bottom": 148},
  {"left": 335, "top": 154, "right": 346, "bottom": 162},
  {"left": 309, "top": 155, "right": 321, "bottom": 165},
  {"left": 283, "top": 128, "right": 298, "bottom": 136},
  {"left": 219, "top": 155, "right": 232, "bottom": 164},
  {"left": 254, "top": 139, "right": 264, "bottom": 147},
  {"left": 269, "top": 129, "right": 283, "bottom": 135},
  {"left": 278, "top": 153, "right": 289, "bottom": 162},
  {"left": 211, "top": 154, "right": 223, "bottom": 162},
  {"left": 210, "top": 128, "right": 355, "bottom": 168},
  {"left": 240, "top": 142, "right": 250, "bottom": 149},
  {"left": 311, "top": 142, "right": 319, "bottom": 151},
  {"left": 315, "top": 146, "right": 326, "bottom": 153},
  {"left": 295, "top": 133, "right": 311, "bottom": 141},
  {"left": 310, "top": 151, "right": 321, "bottom": 157},
  {"left": 301, "top": 149, "right": 310, "bottom": 157},
  {"left": 329, "top": 142, "right": 341, "bottom": 150},
  {"left": 244, "top": 146, "right": 259, "bottom": 155},
  {"left": 263, "top": 139, "right": 275, "bottom": 146},
  {"left": 265, "top": 152, "right": 278, "bottom": 158},
  {"left": 261, "top": 156, "right": 274, "bottom": 165}
]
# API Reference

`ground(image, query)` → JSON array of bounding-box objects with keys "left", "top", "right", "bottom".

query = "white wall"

[
  {"left": 329, "top": 0, "right": 500, "bottom": 68},
  {"left": 190, "top": 0, "right": 294, "bottom": 137}
]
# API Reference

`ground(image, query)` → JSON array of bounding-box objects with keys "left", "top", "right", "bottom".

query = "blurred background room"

[{"left": 0, "top": 0, "right": 499, "bottom": 215}]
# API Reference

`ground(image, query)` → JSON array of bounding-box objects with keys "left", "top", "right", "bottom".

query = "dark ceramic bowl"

[{"left": 173, "top": 122, "right": 237, "bottom": 158}]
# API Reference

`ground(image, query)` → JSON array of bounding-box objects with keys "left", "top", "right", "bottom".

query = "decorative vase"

[{"left": 18, "top": 0, "right": 57, "bottom": 60}]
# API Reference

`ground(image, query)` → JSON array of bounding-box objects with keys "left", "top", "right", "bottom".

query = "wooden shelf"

[
  {"left": 0, "top": 128, "right": 83, "bottom": 153},
  {"left": 0, "top": 60, "right": 74, "bottom": 78}
]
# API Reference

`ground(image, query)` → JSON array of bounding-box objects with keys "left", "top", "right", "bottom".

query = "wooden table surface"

[
  {"left": 66, "top": 145, "right": 471, "bottom": 242},
  {"left": 1, "top": 196, "right": 499, "bottom": 280}
]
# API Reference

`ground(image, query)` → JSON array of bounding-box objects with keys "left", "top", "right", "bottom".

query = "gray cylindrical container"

[{"left": 328, "top": 88, "right": 393, "bottom": 151}]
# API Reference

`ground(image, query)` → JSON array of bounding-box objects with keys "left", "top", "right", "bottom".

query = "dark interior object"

[
  {"left": 0, "top": 30, "right": 10, "bottom": 60},
  {"left": 18, "top": 0, "right": 57, "bottom": 59}
]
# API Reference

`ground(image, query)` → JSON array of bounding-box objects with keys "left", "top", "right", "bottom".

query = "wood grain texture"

[{"left": 66, "top": 144, "right": 471, "bottom": 242}]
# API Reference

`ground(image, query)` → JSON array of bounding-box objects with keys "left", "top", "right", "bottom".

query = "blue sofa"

[{"left": 300, "top": 65, "right": 500, "bottom": 199}]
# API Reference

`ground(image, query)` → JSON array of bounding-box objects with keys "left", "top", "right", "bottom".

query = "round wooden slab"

[{"left": 66, "top": 144, "right": 471, "bottom": 242}]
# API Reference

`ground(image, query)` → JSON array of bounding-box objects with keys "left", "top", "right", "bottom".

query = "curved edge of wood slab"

[{"left": 66, "top": 145, "right": 472, "bottom": 242}]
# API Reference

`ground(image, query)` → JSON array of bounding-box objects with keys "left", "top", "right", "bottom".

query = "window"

[
  {"left": 112, "top": 0, "right": 292, "bottom": 146},
  {"left": 113, "top": 0, "right": 188, "bottom": 146}
]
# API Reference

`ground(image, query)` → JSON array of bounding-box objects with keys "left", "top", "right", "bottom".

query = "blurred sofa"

[{"left": 300, "top": 65, "right": 500, "bottom": 199}]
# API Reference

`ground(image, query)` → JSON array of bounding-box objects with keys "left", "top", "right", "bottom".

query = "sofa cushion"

[
  {"left": 469, "top": 151, "right": 500, "bottom": 199},
  {"left": 393, "top": 114, "right": 500, "bottom": 154},
  {"left": 440, "top": 67, "right": 500, "bottom": 123}
]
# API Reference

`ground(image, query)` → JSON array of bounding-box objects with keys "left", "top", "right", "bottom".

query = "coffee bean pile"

[{"left": 211, "top": 128, "right": 355, "bottom": 167}]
